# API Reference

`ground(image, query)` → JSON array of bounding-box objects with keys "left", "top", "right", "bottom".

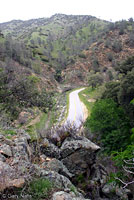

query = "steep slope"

[
  {"left": 62, "top": 19, "right": 134, "bottom": 85},
  {"left": 0, "top": 14, "right": 109, "bottom": 71},
  {"left": 0, "top": 32, "right": 57, "bottom": 127}
]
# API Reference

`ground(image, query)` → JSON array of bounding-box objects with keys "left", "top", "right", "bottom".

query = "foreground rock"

[
  {"left": 40, "top": 158, "right": 73, "bottom": 178},
  {"left": 60, "top": 136, "right": 100, "bottom": 175},
  {"left": 40, "top": 138, "right": 61, "bottom": 159},
  {"left": 0, "top": 161, "right": 25, "bottom": 191},
  {"left": 0, "top": 129, "right": 132, "bottom": 199},
  {"left": 52, "top": 191, "right": 90, "bottom": 200}
]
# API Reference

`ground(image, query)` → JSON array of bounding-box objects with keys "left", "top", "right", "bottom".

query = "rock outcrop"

[
  {"left": 60, "top": 136, "right": 100, "bottom": 175},
  {"left": 0, "top": 130, "right": 132, "bottom": 199}
]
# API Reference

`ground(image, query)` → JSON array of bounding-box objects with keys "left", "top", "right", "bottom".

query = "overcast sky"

[{"left": 0, "top": 0, "right": 134, "bottom": 23}]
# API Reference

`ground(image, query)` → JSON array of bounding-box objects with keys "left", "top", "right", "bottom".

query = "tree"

[
  {"left": 129, "top": 17, "right": 133, "bottom": 23},
  {"left": 118, "top": 70, "right": 134, "bottom": 106},
  {"left": 85, "top": 99, "right": 130, "bottom": 152},
  {"left": 92, "top": 57, "right": 100, "bottom": 72},
  {"left": 112, "top": 40, "right": 122, "bottom": 53},
  {"left": 127, "top": 33, "right": 134, "bottom": 47},
  {"left": 101, "top": 81, "right": 120, "bottom": 103},
  {"left": 115, "top": 56, "right": 134, "bottom": 75},
  {"left": 88, "top": 73, "right": 103, "bottom": 88},
  {"left": 107, "top": 70, "right": 114, "bottom": 80},
  {"left": 107, "top": 52, "right": 113, "bottom": 62}
]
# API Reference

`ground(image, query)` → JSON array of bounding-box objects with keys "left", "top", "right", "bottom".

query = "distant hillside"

[
  {"left": 62, "top": 19, "right": 134, "bottom": 85},
  {"left": 0, "top": 14, "right": 109, "bottom": 71},
  {"left": 1, "top": 15, "right": 134, "bottom": 87}
]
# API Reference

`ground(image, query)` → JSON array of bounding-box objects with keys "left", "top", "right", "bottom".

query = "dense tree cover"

[
  {"left": 88, "top": 72, "right": 103, "bottom": 88},
  {"left": 85, "top": 56, "right": 134, "bottom": 189},
  {"left": 0, "top": 33, "right": 55, "bottom": 123},
  {"left": 86, "top": 56, "right": 134, "bottom": 153},
  {"left": 0, "top": 36, "right": 33, "bottom": 68},
  {"left": 101, "top": 81, "right": 120, "bottom": 103},
  {"left": 115, "top": 56, "right": 134, "bottom": 75},
  {"left": 85, "top": 99, "right": 130, "bottom": 153},
  {"left": 0, "top": 60, "right": 54, "bottom": 120}
]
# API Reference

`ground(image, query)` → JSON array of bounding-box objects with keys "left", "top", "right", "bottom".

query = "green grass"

[
  {"left": 79, "top": 86, "right": 105, "bottom": 116},
  {"left": 79, "top": 88, "right": 94, "bottom": 116},
  {"left": 35, "top": 112, "right": 48, "bottom": 131},
  {"left": 28, "top": 178, "right": 53, "bottom": 199},
  {"left": 1, "top": 129, "right": 17, "bottom": 139},
  {"left": 26, "top": 112, "right": 47, "bottom": 141},
  {"left": 49, "top": 109, "right": 57, "bottom": 127}
]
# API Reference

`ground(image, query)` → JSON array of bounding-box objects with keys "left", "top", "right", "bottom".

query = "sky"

[{"left": 0, "top": 0, "right": 134, "bottom": 23}]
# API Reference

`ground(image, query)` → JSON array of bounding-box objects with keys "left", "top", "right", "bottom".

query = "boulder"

[
  {"left": 0, "top": 161, "right": 15, "bottom": 191},
  {"left": 41, "top": 158, "right": 73, "bottom": 178},
  {"left": 0, "top": 153, "right": 6, "bottom": 162},
  {"left": 60, "top": 136, "right": 100, "bottom": 158},
  {"left": 40, "top": 138, "right": 60, "bottom": 159},
  {"left": 39, "top": 169, "right": 78, "bottom": 193},
  {"left": 7, "top": 178, "right": 25, "bottom": 188},
  {"left": 0, "top": 144, "right": 12, "bottom": 157},
  {"left": 61, "top": 136, "right": 100, "bottom": 175},
  {"left": 52, "top": 191, "right": 90, "bottom": 200}
]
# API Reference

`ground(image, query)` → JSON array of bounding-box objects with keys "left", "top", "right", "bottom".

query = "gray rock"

[
  {"left": 0, "top": 134, "right": 14, "bottom": 146},
  {"left": 60, "top": 136, "right": 100, "bottom": 158},
  {"left": 0, "top": 144, "right": 12, "bottom": 157},
  {"left": 14, "top": 136, "right": 28, "bottom": 144},
  {"left": 0, "top": 161, "right": 25, "bottom": 191},
  {"left": 102, "top": 183, "right": 128, "bottom": 199},
  {"left": 17, "top": 130, "right": 31, "bottom": 141},
  {"left": 41, "top": 158, "right": 73, "bottom": 178},
  {"left": 115, "top": 187, "right": 130, "bottom": 199},
  {"left": 12, "top": 142, "right": 32, "bottom": 162},
  {"left": 40, "top": 138, "right": 60, "bottom": 159},
  {"left": 0, "top": 134, "right": 5, "bottom": 143},
  {"left": 61, "top": 136, "right": 100, "bottom": 175},
  {"left": 0, "top": 161, "right": 15, "bottom": 191},
  {"left": 39, "top": 169, "right": 78, "bottom": 193},
  {"left": 52, "top": 191, "right": 90, "bottom": 200},
  {"left": 0, "top": 153, "right": 6, "bottom": 162},
  {"left": 0, "top": 161, "right": 14, "bottom": 175}
]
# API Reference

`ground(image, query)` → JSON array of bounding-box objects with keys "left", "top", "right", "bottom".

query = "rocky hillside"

[{"left": 62, "top": 19, "right": 134, "bottom": 85}]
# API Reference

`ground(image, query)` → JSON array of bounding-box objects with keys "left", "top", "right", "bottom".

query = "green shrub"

[
  {"left": 32, "top": 62, "right": 42, "bottom": 74},
  {"left": 28, "top": 75, "right": 40, "bottom": 84},
  {"left": 107, "top": 52, "right": 113, "bottom": 62},
  {"left": 85, "top": 99, "right": 131, "bottom": 153},
  {"left": 78, "top": 53, "right": 87, "bottom": 59},
  {"left": 112, "top": 40, "right": 122, "bottom": 53},
  {"left": 29, "top": 178, "right": 53, "bottom": 199},
  {"left": 112, "top": 145, "right": 134, "bottom": 167},
  {"left": 4, "top": 129, "right": 17, "bottom": 135}
]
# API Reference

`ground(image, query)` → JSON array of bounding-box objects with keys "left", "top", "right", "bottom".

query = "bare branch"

[
  {"left": 124, "top": 159, "right": 134, "bottom": 165},
  {"left": 115, "top": 177, "right": 134, "bottom": 189},
  {"left": 123, "top": 165, "right": 134, "bottom": 175}
]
